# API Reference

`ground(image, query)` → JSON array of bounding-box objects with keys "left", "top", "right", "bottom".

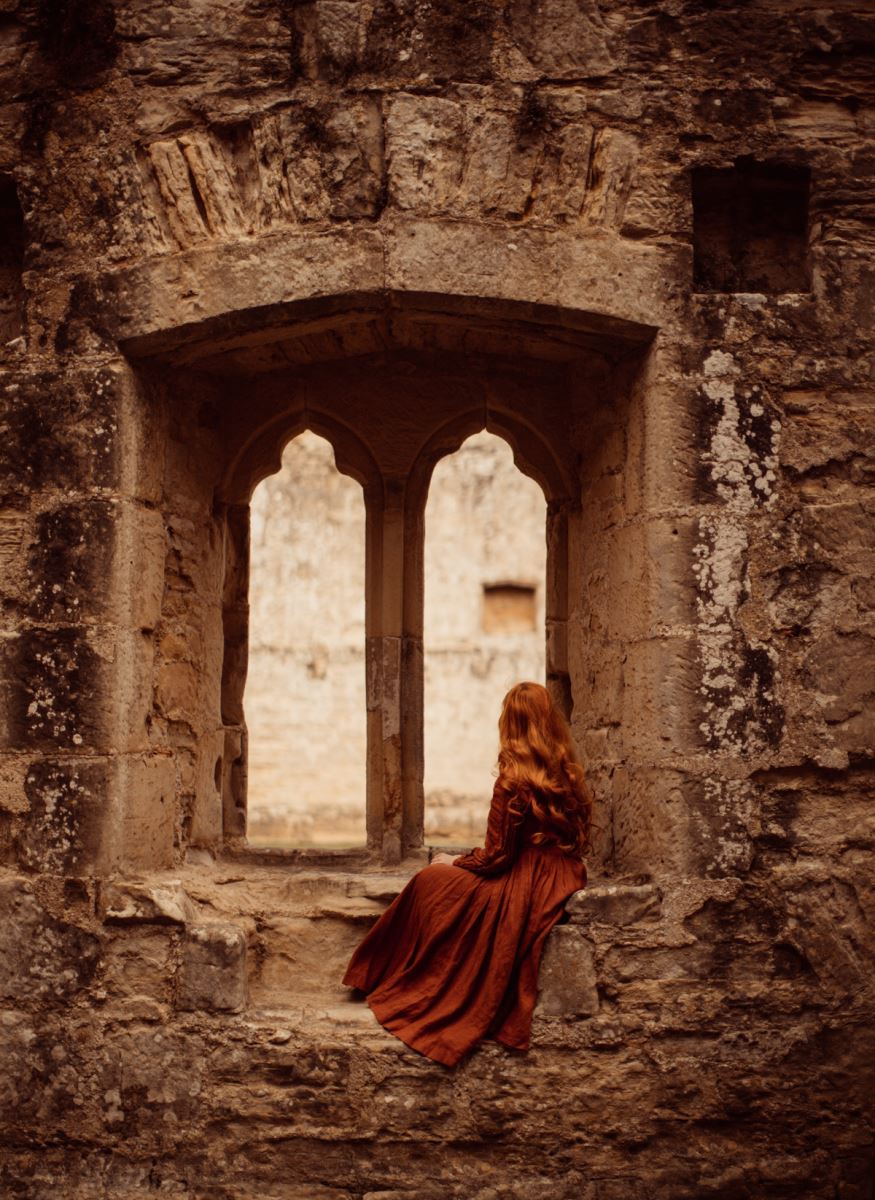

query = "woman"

[{"left": 342, "top": 680, "right": 594, "bottom": 1068}]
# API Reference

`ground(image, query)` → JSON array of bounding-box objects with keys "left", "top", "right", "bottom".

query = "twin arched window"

[{"left": 245, "top": 428, "right": 546, "bottom": 853}]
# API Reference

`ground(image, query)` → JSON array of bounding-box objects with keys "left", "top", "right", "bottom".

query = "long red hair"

[{"left": 494, "top": 681, "right": 594, "bottom": 859}]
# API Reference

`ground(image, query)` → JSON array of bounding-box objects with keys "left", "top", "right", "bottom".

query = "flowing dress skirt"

[{"left": 342, "top": 844, "right": 587, "bottom": 1067}]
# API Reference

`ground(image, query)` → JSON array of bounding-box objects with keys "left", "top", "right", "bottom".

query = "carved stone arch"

[
  {"left": 406, "top": 406, "right": 574, "bottom": 514},
  {"left": 218, "top": 404, "right": 383, "bottom": 506}
]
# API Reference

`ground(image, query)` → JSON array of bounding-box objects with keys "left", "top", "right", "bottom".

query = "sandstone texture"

[{"left": 0, "top": 0, "right": 873, "bottom": 1196}]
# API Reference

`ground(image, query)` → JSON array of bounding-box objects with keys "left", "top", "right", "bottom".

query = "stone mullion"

[
  {"left": 365, "top": 480, "right": 405, "bottom": 864},
  {"left": 220, "top": 502, "right": 250, "bottom": 843},
  {"left": 364, "top": 484, "right": 382, "bottom": 853},
  {"left": 400, "top": 493, "right": 425, "bottom": 857},
  {"left": 546, "top": 498, "right": 573, "bottom": 719}
]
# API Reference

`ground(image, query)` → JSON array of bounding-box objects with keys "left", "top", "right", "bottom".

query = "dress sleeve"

[{"left": 453, "top": 780, "right": 527, "bottom": 877}]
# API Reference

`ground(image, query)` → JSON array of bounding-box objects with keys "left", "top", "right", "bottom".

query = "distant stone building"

[{"left": 247, "top": 428, "right": 545, "bottom": 846}]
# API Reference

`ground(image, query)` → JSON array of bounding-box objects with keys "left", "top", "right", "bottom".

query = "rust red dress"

[{"left": 341, "top": 780, "right": 588, "bottom": 1067}]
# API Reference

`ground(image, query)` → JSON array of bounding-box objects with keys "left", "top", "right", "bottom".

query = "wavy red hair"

[{"left": 494, "top": 680, "right": 594, "bottom": 859}]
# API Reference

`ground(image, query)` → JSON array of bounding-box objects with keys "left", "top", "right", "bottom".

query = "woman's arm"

[{"left": 452, "top": 779, "right": 527, "bottom": 877}]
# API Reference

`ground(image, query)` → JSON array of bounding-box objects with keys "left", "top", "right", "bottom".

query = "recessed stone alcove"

[{"left": 115, "top": 289, "right": 682, "bottom": 876}]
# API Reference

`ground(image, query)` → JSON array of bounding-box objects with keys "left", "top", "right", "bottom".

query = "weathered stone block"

[
  {"left": 116, "top": 754, "right": 177, "bottom": 870},
  {"left": 509, "top": 0, "right": 616, "bottom": 78},
  {"left": 100, "top": 927, "right": 175, "bottom": 1003},
  {"left": 619, "top": 637, "right": 703, "bottom": 758},
  {"left": 178, "top": 922, "right": 247, "bottom": 1012},
  {"left": 0, "top": 757, "right": 28, "bottom": 816},
  {"left": 385, "top": 95, "right": 465, "bottom": 214},
  {"left": 16, "top": 757, "right": 111, "bottom": 874},
  {"left": 780, "top": 390, "right": 874, "bottom": 477},
  {"left": 0, "top": 628, "right": 106, "bottom": 752},
  {"left": 250, "top": 915, "right": 365, "bottom": 1006},
  {"left": 0, "top": 877, "right": 99, "bottom": 1006},
  {"left": 361, "top": 0, "right": 496, "bottom": 84},
  {"left": 580, "top": 128, "right": 639, "bottom": 230},
  {"left": 0, "top": 368, "right": 122, "bottom": 502},
  {"left": 101, "top": 879, "right": 196, "bottom": 925},
  {"left": 0, "top": 622, "right": 150, "bottom": 757},
  {"left": 321, "top": 101, "right": 386, "bottom": 220},
  {"left": 99, "top": 1025, "right": 207, "bottom": 1139},
  {"left": 154, "top": 658, "right": 201, "bottom": 722},
  {"left": 114, "top": 502, "right": 167, "bottom": 631},
  {"left": 583, "top": 517, "right": 697, "bottom": 642},
  {"left": 110, "top": 628, "right": 157, "bottom": 755},
  {"left": 605, "top": 943, "right": 713, "bottom": 984},
  {"left": 566, "top": 883, "right": 662, "bottom": 926},
  {"left": 0, "top": 510, "right": 29, "bottom": 626},
  {"left": 801, "top": 501, "right": 875, "bottom": 575},
  {"left": 100, "top": 229, "right": 385, "bottom": 348},
  {"left": 163, "top": 508, "right": 226, "bottom": 607},
  {"left": 189, "top": 727, "right": 225, "bottom": 847},
  {"left": 313, "top": 0, "right": 361, "bottom": 76},
  {"left": 534, "top": 925, "right": 599, "bottom": 1018},
  {"left": 804, "top": 632, "right": 874, "bottom": 722},
  {"left": 385, "top": 219, "right": 676, "bottom": 333},
  {"left": 24, "top": 501, "right": 116, "bottom": 623},
  {"left": 19, "top": 753, "right": 175, "bottom": 875},
  {"left": 535, "top": 118, "right": 598, "bottom": 223},
  {"left": 458, "top": 109, "right": 527, "bottom": 218},
  {"left": 612, "top": 766, "right": 760, "bottom": 880},
  {"left": 112, "top": 995, "right": 168, "bottom": 1022}
]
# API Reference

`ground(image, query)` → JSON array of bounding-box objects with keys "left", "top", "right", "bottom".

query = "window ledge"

[{"left": 210, "top": 843, "right": 433, "bottom": 873}]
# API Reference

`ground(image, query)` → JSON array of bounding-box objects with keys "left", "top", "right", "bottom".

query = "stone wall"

[{"left": 0, "top": 0, "right": 873, "bottom": 1195}]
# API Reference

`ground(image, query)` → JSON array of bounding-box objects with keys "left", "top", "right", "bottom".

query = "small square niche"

[
  {"left": 482, "top": 582, "right": 537, "bottom": 634},
  {"left": 692, "top": 158, "right": 812, "bottom": 294}
]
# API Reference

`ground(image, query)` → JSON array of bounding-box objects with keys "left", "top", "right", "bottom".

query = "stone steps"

[
  {"left": 99, "top": 860, "right": 663, "bottom": 1026},
  {"left": 178, "top": 863, "right": 418, "bottom": 1007}
]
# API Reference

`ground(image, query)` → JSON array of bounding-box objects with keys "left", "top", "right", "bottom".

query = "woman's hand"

[{"left": 431, "top": 851, "right": 460, "bottom": 867}]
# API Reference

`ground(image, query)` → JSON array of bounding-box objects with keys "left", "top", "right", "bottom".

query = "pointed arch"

[{"left": 218, "top": 405, "right": 382, "bottom": 506}]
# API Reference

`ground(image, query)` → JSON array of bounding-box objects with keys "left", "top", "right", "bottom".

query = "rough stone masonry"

[{"left": 0, "top": 1, "right": 873, "bottom": 1197}]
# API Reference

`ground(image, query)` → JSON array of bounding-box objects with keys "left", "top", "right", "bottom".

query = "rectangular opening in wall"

[
  {"left": 482, "top": 582, "right": 537, "bottom": 634},
  {"left": 692, "top": 157, "right": 812, "bottom": 294}
]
